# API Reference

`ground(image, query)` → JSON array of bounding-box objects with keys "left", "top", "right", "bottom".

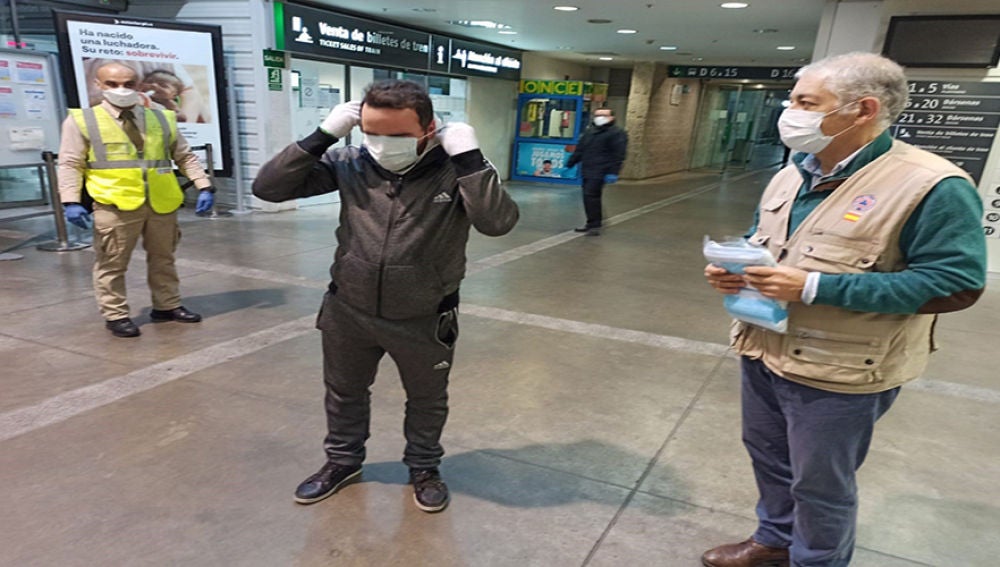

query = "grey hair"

[{"left": 796, "top": 52, "right": 909, "bottom": 129}]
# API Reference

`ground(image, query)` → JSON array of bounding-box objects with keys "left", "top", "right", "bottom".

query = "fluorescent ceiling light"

[
  {"left": 448, "top": 20, "right": 512, "bottom": 30},
  {"left": 659, "top": 46, "right": 678, "bottom": 50},
  {"left": 617, "top": 29, "right": 638, "bottom": 34},
  {"left": 720, "top": 2, "right": 749, "bottom": 8},
  {"left": 554, "top": 6, "right": 579, "bottom": 11},
  {"left": 776, "top": 46, "right": 796, "bottom": 50},
  {"left": 599, "top": 57, "right": 614, "bottom": 60},
  {"left": 499, "top": 30, "right": 518, "bottom": 35}
]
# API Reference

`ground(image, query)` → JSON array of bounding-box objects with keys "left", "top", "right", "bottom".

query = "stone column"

[{"left": 622, "top": 62, "right": 655, "bottom": 179}]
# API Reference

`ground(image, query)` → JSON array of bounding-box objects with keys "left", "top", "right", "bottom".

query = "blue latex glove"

[
  {"left": 604, "top": 174, "right": 619, "bottom": 184},
  {"left": 195, "top": 190, "right": 214, "bottom": 214},
  {"left": 64, "top": 204, "right": 92, "bottom": 229}
]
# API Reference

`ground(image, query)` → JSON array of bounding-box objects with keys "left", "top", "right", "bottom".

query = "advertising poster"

[
  {"left": 54, "top": 11, "right": 231, "bottom": 175},
  {"left": 514, "top": 142, "right": 579, "bottom": 183}
]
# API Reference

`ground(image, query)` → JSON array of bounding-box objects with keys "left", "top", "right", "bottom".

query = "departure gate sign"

[
  {"left": 891, "top": 80, "right": 1000, "bottom": 185},
  {"left": 669, "top": 65, "right": 799, "bottom": 81}
]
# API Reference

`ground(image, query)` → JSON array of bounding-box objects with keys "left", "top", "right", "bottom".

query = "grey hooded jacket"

[{"left": 253, "top": 129, "right": 519, "bottom": 320}]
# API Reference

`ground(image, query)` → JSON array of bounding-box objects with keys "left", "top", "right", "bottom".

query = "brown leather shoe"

[{"left": 701, "top": 538, "right": 789, "bottom": 567}]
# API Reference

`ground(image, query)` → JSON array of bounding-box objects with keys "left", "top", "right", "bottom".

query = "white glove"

[
  {"left": 437, "top": 122, "right": 479, "bottom": 156},
  {"left": 320, "top": 101, "right": 361, "bottom": 138}
]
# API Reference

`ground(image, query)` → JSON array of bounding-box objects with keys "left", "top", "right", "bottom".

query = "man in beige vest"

[
  {"left": 702, "top": 53, "right": 986, "bottom": 567},
  {"left": 59, "top": 61, "right": 215, "bottom": 338}
]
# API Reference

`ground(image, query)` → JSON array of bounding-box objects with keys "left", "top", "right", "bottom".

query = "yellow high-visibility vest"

[{"left": 70, "top": 106, "right": 184, "bottom": 213}]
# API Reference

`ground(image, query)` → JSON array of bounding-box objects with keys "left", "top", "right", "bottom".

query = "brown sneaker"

[{"left": 701, "top": 538, "right": 789, "bottom": 567}]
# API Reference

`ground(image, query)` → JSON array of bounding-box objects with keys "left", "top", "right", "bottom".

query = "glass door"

[
  {"left": 349, "top": 67, "right": 468, "bottom": 128},
  {"left": 289, "top": 57, "right": 346, "bottom": 206},
  {"left": 691, "top": 84, "right": 791, "bottom": 172},
  {"left": 691, "top": 85, "right": 742, "bottom": 171}
]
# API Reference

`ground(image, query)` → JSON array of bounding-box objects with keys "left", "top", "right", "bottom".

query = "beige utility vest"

[{"left": 733, "top": 140, "right": 973, "bottom": 394}]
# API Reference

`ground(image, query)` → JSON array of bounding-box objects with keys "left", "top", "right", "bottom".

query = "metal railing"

[{"left": 0, "top": 144, "right": 221, "bottom": 260}]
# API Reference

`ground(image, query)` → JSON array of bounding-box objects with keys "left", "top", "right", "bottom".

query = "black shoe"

[
  {"left": 150, "top": 306, "right": 202, "bottom": 323},
  {"left": 293, "top": 461, "right": 362, "bottom": 504},
  {"left": 573, "top": 226, "right": 592, "bottom": 232},
  {"left": 574, "top": 226, "right": 601, "bottom": 236},
  {"left": 410, "top": 467, "right": 450, "bottom": 513},
  {"left": 105, "top": 318, "right": 140, "bottom": 338}
]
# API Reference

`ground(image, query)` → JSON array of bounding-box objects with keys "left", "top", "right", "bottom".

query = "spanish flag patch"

[{"left": 843, "top": 212, "right": 861, "bottom": 222}]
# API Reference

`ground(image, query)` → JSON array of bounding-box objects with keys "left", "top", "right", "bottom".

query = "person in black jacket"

[
  {"left": 253, "top": 80, "right": 519, "bottom": 513},
  {"left": 566, "top": 108, "right": 628, "bottom": 236}
]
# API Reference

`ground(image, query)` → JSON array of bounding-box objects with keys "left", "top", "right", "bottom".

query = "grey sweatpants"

[{"left": 317, "top": 293, "right": 458, "bottom": 470}]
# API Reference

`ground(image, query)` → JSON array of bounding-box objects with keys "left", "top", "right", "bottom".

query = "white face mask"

[
  {"left": 103, "top": 87, "right": 139, "bottom": 108},
  {"left": 777, "top": 101, "right": 858, "bottom": 154},
  {"left": 363, "top": 132, "right": 434, "bottom": 173},
  {"left": 593, "top": 116, "right": 612, "bottom": 127}
]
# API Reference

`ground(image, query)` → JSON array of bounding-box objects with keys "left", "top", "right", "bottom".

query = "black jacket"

[
  {"left": 253, "top": 129, "right": 519, "bottom": 320},
  {"left": 566, "top": 122, "right": 628, "bottom": 179}
]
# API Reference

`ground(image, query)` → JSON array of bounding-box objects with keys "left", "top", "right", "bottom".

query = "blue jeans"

[{"left": 741, "top": 357, "right": 899, "bottom": 567}]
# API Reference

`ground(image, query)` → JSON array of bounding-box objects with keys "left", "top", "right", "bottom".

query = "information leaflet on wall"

[
  {"left": 0, "top": 86, "right": 15, "bottom": 118},
  {"left": 0, "top": 49, "right": 63, "bottom": 166},
  {"left": 54, "top": 11, "right": 232, "bottom": 175}
]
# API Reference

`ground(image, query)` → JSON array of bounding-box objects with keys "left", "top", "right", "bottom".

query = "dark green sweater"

[{"left": 749, "top": 131, "right": 986, "bottom": 314}]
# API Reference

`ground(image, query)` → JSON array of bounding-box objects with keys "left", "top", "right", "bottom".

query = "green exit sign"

[
  {"left": 267, "top": 68, "right": 283, "bottom": 91},
  {"left": 263, "top": 49, "right": 286, "bottom": 69}
]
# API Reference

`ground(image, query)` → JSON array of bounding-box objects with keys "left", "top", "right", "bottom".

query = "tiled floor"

[{"left": 1, "top": 167, "right": 997, "bottom": 566}]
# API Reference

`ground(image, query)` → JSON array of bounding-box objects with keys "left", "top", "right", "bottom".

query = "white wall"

[
  {"left": 467, "top": 77, "right": 518, "bottom": 180},
  {"left": 521, "top": 53, "right": 592, "bottom": 81},
  {"left": 812, "top": 1, "right": 883, "bottom": 58}
]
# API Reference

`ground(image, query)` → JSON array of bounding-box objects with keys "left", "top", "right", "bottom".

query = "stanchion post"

[
  {"left": 205, "top": 143, "right": 217, "bottom": 191},
  {"left": 37, "top": 151, "right": 89, "bottom": 252},
  {"left": 198, "top": 143, "right": 231, "bottom": 218}
]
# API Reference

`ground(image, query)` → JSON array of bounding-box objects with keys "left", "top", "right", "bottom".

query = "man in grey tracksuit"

[{"left": 253, "top": 80, "right": 519, "bottom": 513}]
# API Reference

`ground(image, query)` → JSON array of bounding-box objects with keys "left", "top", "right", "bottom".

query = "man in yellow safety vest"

[{"left": 58, "top": 61, "right": 215, "bottom": 338}]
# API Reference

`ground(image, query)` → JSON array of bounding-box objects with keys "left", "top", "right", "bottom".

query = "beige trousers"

[{"left": 92, "top": 202, "right": 181, "bottom": 320}]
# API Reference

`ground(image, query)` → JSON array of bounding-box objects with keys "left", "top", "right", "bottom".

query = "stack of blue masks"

[{"left": 703, "top": 237, "right": 789, "bottom": 334}]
